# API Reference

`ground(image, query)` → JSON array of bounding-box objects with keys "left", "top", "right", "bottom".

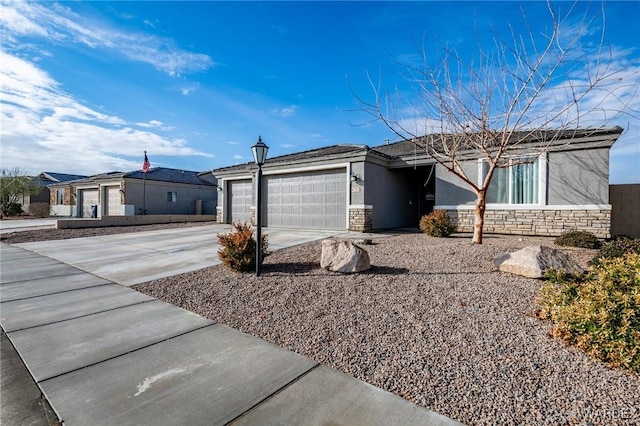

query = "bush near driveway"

[
  {"left": 217, "top": 222, "right": 269, "bottom": 272},
  {"left": 537, "top": 253, "right": 640, "bottom": 372}
]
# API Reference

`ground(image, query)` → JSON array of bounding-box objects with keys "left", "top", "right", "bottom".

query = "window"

[
  {"left": 481, "top": 154, "right": 545, "bottom": 205},
  {"left": 56, "top": 189, "right": 65, "bottom": 205},
  {"left": 167, "top": 191, "right": 177, "bottom": 202}
]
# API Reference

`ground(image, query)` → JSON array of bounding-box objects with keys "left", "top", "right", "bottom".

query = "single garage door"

[
  {"left": 80, "top": 189, "right": 99, "bottom": 218},
  {"left": 104, "top": 186, "right": 121, "bottom": 216},
  {"left": 264, "top": 169, "right": 346, "bottom": 229},
  {"left": 229, "top": 179, "right": 253, "bottom": 223}
]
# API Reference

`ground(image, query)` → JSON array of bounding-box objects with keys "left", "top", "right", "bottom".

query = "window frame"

[
  {"left": 478, "top": 152, "right": 547, "bottom": 207},
  {"left": 167, "top": 191, "right": 177, "bottom": 203},
  {"left": 55, "top": 189, "right": 65, "bottom": 205}
]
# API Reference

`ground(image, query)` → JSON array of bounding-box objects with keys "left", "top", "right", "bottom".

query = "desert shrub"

[
  {"left": 1, "top": 202, "right": 23, "bottom": 217},
  {"left": 217, "top": 222, "right": 269, "bottom": 272},
  {"left": 29, "top": 202, "right": 50, "bottom": 218},
  {"left": 419, "top": 210, "right": 454, "bottom": 237},
  {"left": 590, "top": 237, "right": 640, "bottom": 266},
  {"left": 537, "top": 253, "right": 640, "bottom": 372},
  {"left": 554, "top": 230, "right": 600, "bottom": 249}
]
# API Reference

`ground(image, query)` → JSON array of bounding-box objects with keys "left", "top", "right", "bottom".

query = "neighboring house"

[
  {"left": 211, "top": 127, "right": 622, "bottom": 238},
  {"left": 48, "top": 168, "right": 217, "bottom": 218},
  {"left": 19, "top": 172, "right": 88, "bottom": 214}
]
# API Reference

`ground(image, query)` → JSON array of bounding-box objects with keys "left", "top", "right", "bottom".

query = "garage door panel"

[
  {"left": 80, "top": 189, "right": 99, "bottom": 218},
  {"left": 229, "top": 180, "right": 252, "bottom": 224},
  {"left": 264, "top": 169, "right": 346, "bottom": 230}
]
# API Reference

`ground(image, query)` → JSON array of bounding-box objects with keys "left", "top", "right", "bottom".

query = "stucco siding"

[
  {"left": 363, "top": 163, "right": 420, "bottom": 229},
  {"left": 547, "top": 149, "right": 609, "bottom": 205},
  {"left": 123, "top": 179, "right": 217, "bottom": 215},
  {"left": 435, "top": 163, "right": 476, "bottom": 206}
]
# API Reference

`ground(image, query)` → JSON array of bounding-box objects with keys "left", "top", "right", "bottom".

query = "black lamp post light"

[{"left": 251, "top": 136, "right": 269, "bottom": 276}]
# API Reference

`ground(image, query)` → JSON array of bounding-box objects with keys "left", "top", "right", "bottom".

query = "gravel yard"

[{"left": 134, "top": 233, "right": 640, "bottom": 426}]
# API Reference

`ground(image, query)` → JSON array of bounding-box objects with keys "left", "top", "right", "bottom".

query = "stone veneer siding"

[
  {"left": 446, "top": 208, "right": 611, "bottom": 239},
  {"left": 349, "top": 206, "right": 373, "bottom": 232},
  {"left": 216, "top": 206, "right": 223, "bottom": 223}
]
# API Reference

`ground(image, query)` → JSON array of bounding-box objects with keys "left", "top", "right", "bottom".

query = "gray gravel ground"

[{"left": 133, "top": 232, "right": 639, "bottom": 425}]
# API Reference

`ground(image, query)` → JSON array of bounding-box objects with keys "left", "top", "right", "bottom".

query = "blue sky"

[{"left": 1, "top": 1, "right": 639, "bottom": 183}]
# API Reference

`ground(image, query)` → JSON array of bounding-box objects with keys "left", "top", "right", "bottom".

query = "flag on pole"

[{"left": 142, "top": 152, "right": 150, "bottom": 173}]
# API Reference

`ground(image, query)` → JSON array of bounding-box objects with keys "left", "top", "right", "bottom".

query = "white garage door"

[
  {"left": 80, "top": 189, "right": 99, "bottom": 218},
  {"left": 229, "top": 179, "right": 253, "bottom": 224},
  {"left": 264, "top": 169, "right": 346, "bottom": 230},
  {"left": 105, "top": 186, "right": 121, "bottom": 216}
]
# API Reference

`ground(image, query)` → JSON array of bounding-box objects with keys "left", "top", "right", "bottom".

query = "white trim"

[
  {"left": 479, "top": 153, "right": 546, "bottom": 206},
  {"left": 262, "top": 163, "right": 350, "bottom": 176},
  {"left": 348, "top": 205, "right": 373, "bottom": 209},
  {"left": 435, "top": 204, "right": 611, "bottom": 211}
]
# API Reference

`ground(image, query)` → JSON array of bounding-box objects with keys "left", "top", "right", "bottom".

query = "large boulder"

[
  {"left": 320, "top": 239, "right": 371, "bottom": 273},
  {"left": 493, "top": 245, "right": 584, "bottom": 279}
]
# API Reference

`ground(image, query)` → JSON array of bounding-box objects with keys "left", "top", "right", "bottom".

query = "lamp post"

[{"left": 251, "top": 136, "right": 269, "bottom": 276}]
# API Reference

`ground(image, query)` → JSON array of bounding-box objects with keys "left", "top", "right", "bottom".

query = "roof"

[
  {"left": 48, "top": 167, "right": 215, "bottom": 187},
  {"left": 372, "top": 126, "right": 623, "bottom": 158},
  {"left": 41, "top": 172, "right": 88, "bottom": 183},
  {"left": 212, "top": 144, "right": 372, "bottom": 174},
  {"left": 210, "top": 126, "right": 623, "bottom": 176}
]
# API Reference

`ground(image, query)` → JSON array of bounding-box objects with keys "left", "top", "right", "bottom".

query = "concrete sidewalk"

[{"left": 1, "top": 242, "right": 462, "bottom": 425}]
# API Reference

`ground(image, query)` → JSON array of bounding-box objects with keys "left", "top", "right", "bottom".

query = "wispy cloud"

[
  {"left": 0, "top": 0, "right": 214, "bottom": 76},
  {"left": 233, "top": 154, "right": 243, "bottom": 160},
  {"left": 0, "top": 51, "right": 212, "bottom": 175},
  {"left": 272, "top": 105, "right": 298, "bottom": 118},
  {"left": 180, "top": 83, "right": 200, "bottom": 96},
  {"left": 280, "top": 144, "right": 295, "bottom": 148}
]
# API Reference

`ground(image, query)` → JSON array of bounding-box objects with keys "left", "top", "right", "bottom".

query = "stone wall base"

[
  {"left": 349, "top": 206, "right": 373, "bottom": 232},
  {"left": 446, "top": 208, "right": 611, "bottom": 239}
]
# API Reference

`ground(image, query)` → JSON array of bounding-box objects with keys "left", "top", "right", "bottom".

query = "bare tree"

[{"left": 357, "top": 1, "right": 638, "bottom": 244}]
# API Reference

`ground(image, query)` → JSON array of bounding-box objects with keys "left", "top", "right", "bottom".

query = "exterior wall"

[
  {"left": 548, "top": 149, "right": 609, "bottom": 205},
  {"left": 348, "top": 205, "right": 373, "bottom": 231},
  {"left": 447, "top": 208, "right": 611, "bottom": 239},
  {"left": 610, "top": 184, "right": 640, "bottom": 238},
  {"left": 48, "top": 186, "right": 75, "bottom": 216},
  {"left": 435, "top": 163, "right": 476, "bottom": 206},
  {"left": 363, "top": 162, "right": 419, "bottom": 229},
  {"left": 123, "top": 179, "right": 217, "bottom": 215}
]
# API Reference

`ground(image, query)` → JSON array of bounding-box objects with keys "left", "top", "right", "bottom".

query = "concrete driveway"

[{"left": 15, "top": 224, "right": 342, "bottom": 286}]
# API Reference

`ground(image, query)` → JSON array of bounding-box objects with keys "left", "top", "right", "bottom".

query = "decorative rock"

[
  {"left": 493, "top": 245, "right": 584, "bottom": 279},
  {"left": 320, "top": 239, "right": 371, "bottom": 273}
]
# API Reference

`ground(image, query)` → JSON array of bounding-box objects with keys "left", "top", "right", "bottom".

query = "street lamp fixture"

[{"left": 251, "top": 136, "right": 269, "bottom": 276}]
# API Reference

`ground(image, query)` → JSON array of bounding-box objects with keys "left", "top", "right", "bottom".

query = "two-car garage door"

[
  {"left": 228, "top": 169, "right": 347, "bottom": 230},
  {"left": 265, "top": 169, "right": 346, "bottom": 229}
]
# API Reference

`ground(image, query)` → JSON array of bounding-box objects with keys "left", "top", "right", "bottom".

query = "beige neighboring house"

[{"left": 48, "top": 168, "right": 217, "bottom": 218}]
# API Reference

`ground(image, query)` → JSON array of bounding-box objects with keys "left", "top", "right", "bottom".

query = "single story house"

[
  {"left": 17, "top": 172, "right": 87, "bottom": 215},
  {"left": 48, "top": 167, "right": 217, "bottom": 218},
  {"left": 210, "top": 127, "right": 622, "bottom": 239}
]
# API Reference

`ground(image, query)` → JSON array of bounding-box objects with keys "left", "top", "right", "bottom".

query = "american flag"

[{"left": 142, "top": 152, "right": 150, "bottom": 173}]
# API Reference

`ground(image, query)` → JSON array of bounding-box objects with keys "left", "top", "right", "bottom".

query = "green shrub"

[
  {"left": 1, "top": 202, "right": 23, "bottom": 217},
  {"left": 590, "top": 237, "right": 640, "bottom": 266},
  {"left": 217, "top": 222, "right": 269, "bottom": 272},
  {"left": 537, "top": 253, "right": 640, "bottom": 372},
  {"left": 554, "top": 230, "right": 600, "bottom": 249},
  {"left": 419, "top": 210, "right": 454, "bottom": 238}
]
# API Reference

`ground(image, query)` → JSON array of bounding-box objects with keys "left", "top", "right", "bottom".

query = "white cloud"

[
  {"left": 233, "top": 154, "right": 243, "bottom": 160},
  {"left": 272, "top": 105, "right": 298, "bottom": 118},
  {"left": 0, "top": 52, "right": 212, "bottom": 175},
  {"left": 280, "top": 144, "right": 295, "bottom": 148},
  {"left": 0, "top": 0, "right": 214, "bottom": 76},
  {"left": 181, "top": 83, "right": 200, "bottom": 96}
]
